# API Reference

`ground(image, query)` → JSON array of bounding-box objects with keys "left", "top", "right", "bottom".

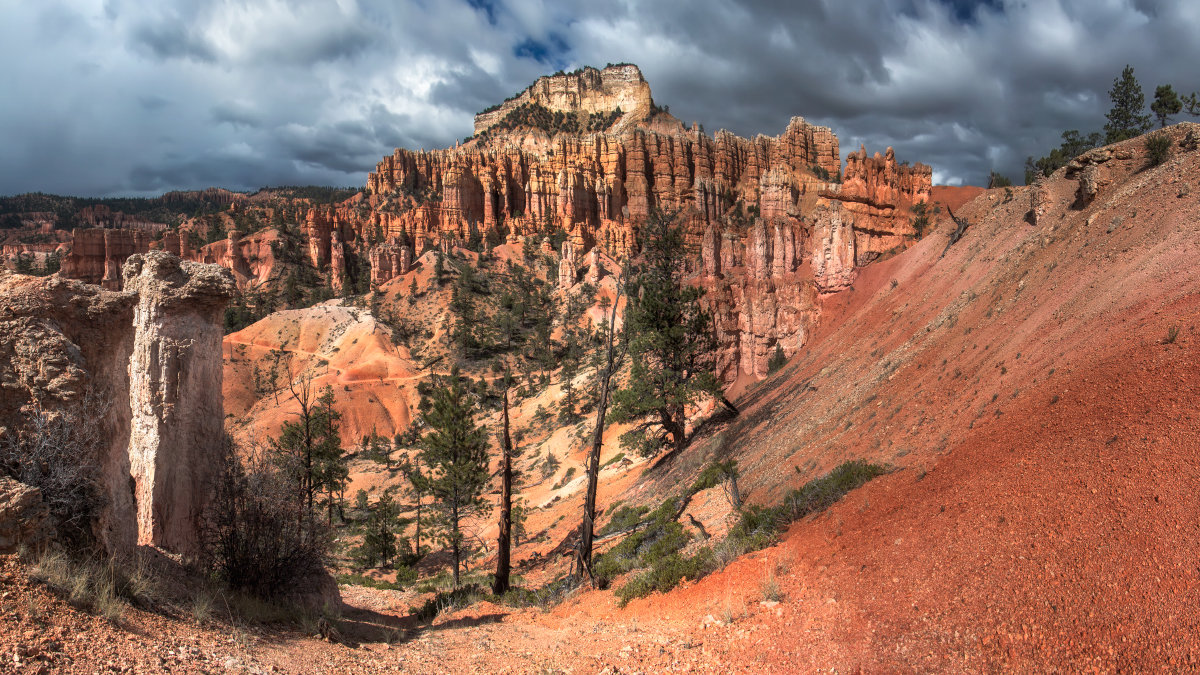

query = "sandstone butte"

[{"left": 59, "top": 64, "right": 932, "bottom": 383}]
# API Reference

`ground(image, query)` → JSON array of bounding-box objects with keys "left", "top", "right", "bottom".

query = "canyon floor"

[{"left": 6, "top": 128, "right": 1200, "bottom": 673}]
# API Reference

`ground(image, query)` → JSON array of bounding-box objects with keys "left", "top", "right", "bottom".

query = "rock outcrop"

[
  {"left": 473, "top": 64, "right": 652, "bottom": 136},
  {"left": 0, "top": 477, "right": 51, "bottom": 553},
  {"left": 0, "top": 253, "right": 234, "bottom": 556},
  {"left": 61, "top": 228, "right": 153, "bottom": 290},
  {"left": 52, "top": 64, "right": 933, "bottom": 384},
  {"left": 123, "top": 252, "right": 236, "bottom": 554},
  {"left": 369, "top": 239, "right": 414, "bottom": 286}
]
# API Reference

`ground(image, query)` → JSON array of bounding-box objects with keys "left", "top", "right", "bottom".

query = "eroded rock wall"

[
  {"left": 360, "top": 65, "right": 931, "bottom": 382},
  {"left": 0, "top": 253, "right": 233, "bottom": 556},
  {"left": 61, "top": 228, "right": 153, "bottom": 290},
  {"left": 0, "top": 273, "right": 138, "bottom": 552}
]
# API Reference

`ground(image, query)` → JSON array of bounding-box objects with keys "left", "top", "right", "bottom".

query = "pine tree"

[
  {"left": 399, "top": 457, "right": 430, "bottom": 559},
  {"left": 558, "top": 331, "right": 582, "bottom": 423},
  {"left": 419, "top": 368, "right": 490, "bottom": 587},
  {"left": 611, "top": 208, "right": 721, "bottom": 457},
  {"left": 1104, "top": 65, "right": 1152, "bottom": 144},
  {"left": 359, "top": 491, "right": 399, "bottom": 568},
  {"left": 1151, "top": 84, "right": 1182, "bottom": 128},
  {"left": 273, "top": 377, "right": 347, "bottom": 533},
  {"left": 433, "top": 252, "right": 446, "bottom": 285},
  {"left": 1184, "top": 92, "right": 1200, "bottom": 117}
]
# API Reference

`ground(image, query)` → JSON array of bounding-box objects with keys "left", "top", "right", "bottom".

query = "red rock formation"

[
  {"left": 54, "top": 65, "right": 933, "bottom": 384},
  {"left": 369, "top": 238, "right": 414, "bottom": 286},
  {"left": 830, "top": 146, "right": 933, "bottom": 265},
  {"left": 359, "top": 64, "right": 932, "bottom": 381},
  {"left": 187, "top": 229, "right": 281, "bottom": 289},
  {"left": 61, "top": 228, "right": 153, "bottom": 290}
]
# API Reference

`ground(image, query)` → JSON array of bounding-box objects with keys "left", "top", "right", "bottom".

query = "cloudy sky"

[{"left": 3, "top": 0, "right": 1198, "bottom": 196}]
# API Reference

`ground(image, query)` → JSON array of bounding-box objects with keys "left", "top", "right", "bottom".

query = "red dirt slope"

[{"left": 603, "top": 123, "right": 1200, "bottom": 670}]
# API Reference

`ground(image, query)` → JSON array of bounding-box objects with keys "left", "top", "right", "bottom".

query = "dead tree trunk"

[
  {"left": 578, "top": 284, "right": 623, "bottom": 584},
  {"left": 493, "top": 388, "right": 514, "bottom": 595}
]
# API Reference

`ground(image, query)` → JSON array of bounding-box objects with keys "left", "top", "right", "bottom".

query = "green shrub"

[
  {"left": 600, "top": 452, "right": 626, "bottom": 470},
  {"left": 729, "top": 460, "right": 889, "bottom": 544},
  {"left": 767, "top": 344, "right": 788, "bottom": 375},
  {"left": 594, "top": 497, "right": 685, "bottom": 587},
  {"left": 596, "top": 460, "right": 888, "bottom": 606},
  {"left": 910, "top": 201, "right": 932, "bottom": 238},
  {"left": 1146, "top": 133, "right": 1173, "bottom": 167},
  {"left": 599, "top": 504, "right": 648, "bottom": 536},
  {"left": 615, "top": 548, "right": 715, "bottom": 605}
]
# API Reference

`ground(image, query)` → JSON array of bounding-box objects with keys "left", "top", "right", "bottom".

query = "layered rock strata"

[
  {"left": 61, "top": 228, "right": 152, "bottom": 290},
  {"left": 0, "top": 253, "right": 234, "bottom": 556},
  {"left": 362, "top": 65, "right": 930, "bottom": 380},
  {"left": 54, "top": 64, "right": 934, "bottom": 383}
]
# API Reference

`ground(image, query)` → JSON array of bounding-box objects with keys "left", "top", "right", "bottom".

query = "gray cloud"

[{"left": 3, "top": 0, "right": 1200, "bottom": 196}]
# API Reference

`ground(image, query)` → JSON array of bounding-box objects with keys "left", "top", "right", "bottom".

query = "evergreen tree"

[
  {"left": 205, "top": 215, "right": 225, "bottom": 244},
  {"left": 1104, "top": 65, "right": 1152, "bottom": 144},
  {"left": 1183, "top": 92, "right": 1200, "bottom": 117},
  {"left": 1151, "top": 84, "right": 1182, "bottom": 128},
  {"left": 1024, "top": 130, "right": 1103, "bottom": 184},
  {"left": 610, "top": 209, "right": 721, "bottom": 457},
  {"left": 359, "top": 491, "right": 399, "bottom": 568},
  {"left": 273, "top": 377, "right": 346, "bottom": 532},
  {"left": 419, "top": 368, "right": 490, "bottom": 587},
  {"left": 399, "top": 457, "right": 430, "bottom": 560},
  {"left": 433, "top": 252, "right": 446, "bottom": 285},
  {"left": 366, "top": 432, "right": 392, "bottom": 470},
  {"left": 14, "top": 253, "right": 33, "bottom": 275}
]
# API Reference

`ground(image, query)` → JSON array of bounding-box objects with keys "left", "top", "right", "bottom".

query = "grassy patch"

[
  {"left": 600, "top": 460, "right": 890, "bottom": 606},
  {"left": 600, "top": 452, "right": 626, "bottom": 469},
  {"left": 409, "top": 584, "right": 489, "bottom": 622},
  {"left": 26, "top": 550, "right": 162, "bottom": 622}
]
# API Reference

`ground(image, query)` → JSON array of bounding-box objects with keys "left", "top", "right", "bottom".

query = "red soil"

[{"left": 13, "top": 127, "right": 1200, "bottom": 673}]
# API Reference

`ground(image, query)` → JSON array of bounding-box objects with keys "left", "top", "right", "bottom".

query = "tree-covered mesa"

[{"left": 610, "top": 209, "right": 721, "bottom": 457}]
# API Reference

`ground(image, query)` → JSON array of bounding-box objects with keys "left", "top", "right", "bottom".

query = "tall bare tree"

[
  {"left": 493, "top": 380, "right": 515, "bottom": 595},
  {"left": 577, "top": 277, "right": 624, "bottom": 583}
]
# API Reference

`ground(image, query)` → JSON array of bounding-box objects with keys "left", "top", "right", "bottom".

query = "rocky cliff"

[
  {"left": 361, "top": 64, "right": 931, "bottom": 380},
  {"left": 61, "top": 228, "right": 153, "bottom": 290},
  {"left": 0, "top": 253, "right": 234, "bottom": 555},
  {"left": 473, "top": 64, "right": 653, "bottom": 136},
  {"left": 53, "top": 64, "right": 932, "bottom": 383}
]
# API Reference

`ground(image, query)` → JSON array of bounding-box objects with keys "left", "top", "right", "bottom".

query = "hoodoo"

[{"left": 0, "top": 253, "right": 234, "bottom": 555}]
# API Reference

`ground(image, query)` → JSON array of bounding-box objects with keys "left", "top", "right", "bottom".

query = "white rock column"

[{"left": 122, "top": 252, "right": 235, "bottom": 555}]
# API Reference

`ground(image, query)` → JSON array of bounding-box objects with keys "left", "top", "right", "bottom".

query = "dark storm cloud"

[{"left": 3, "top": 0, "right": 1200, "bottom": 196}]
